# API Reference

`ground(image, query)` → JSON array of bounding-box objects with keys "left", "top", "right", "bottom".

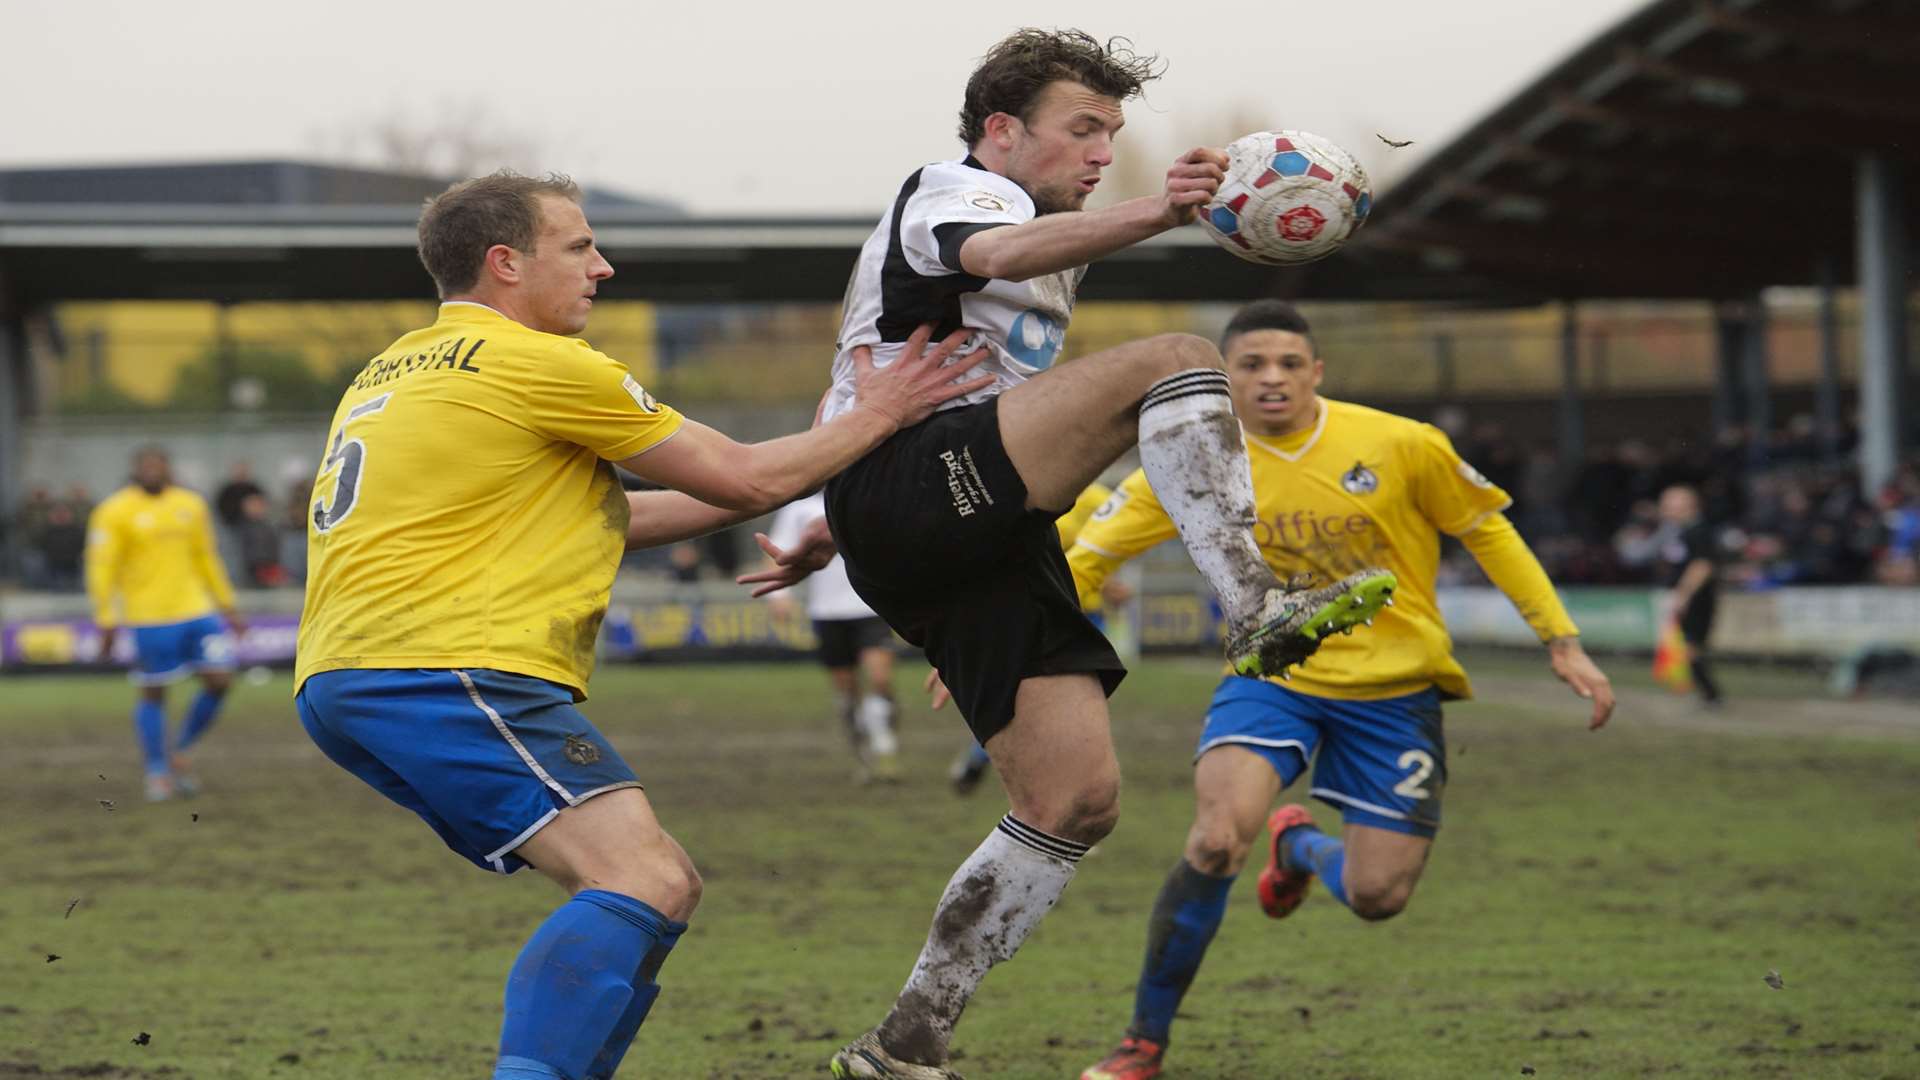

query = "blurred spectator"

[
  {"left": 236, "top": 492, "right": 286, "bottom": 587},
  {"left": 214, "top": 462, "right": 265, "bottom": 528},
  {"left": 38, "top": 501, "right": 88, "bottom": 590},
  {"left": 281, "top": 480, "right": 312, "bottom": 584},
  {"left": 1436, "top": 420, "right": 1918, "bottom": 591}
]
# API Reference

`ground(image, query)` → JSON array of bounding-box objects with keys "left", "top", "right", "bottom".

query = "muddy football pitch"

[{"left": 4, "top": 652, "right": 1916, "bottom": 1079}]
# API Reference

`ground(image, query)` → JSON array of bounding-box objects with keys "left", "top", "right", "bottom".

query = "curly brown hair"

[{"left": 958, "top": 29, "right": 1163, "bottom": 146}]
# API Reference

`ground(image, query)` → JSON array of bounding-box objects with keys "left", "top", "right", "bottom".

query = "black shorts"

[
  {"left": 824, "top": 398, "right": 1126, "bottom": 743},
  {"left": 1679, "top": 589, "right": 1718, "bottom": 647},
  {"left": 813, "top": 616, "right": 895, "bottom": 668}
]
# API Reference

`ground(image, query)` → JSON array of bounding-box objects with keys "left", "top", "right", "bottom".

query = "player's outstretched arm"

[
  {"left": 957, "top": 148, "right": 1227, "bottom": 282},
  {"left": 1458, "top": 514, "right": 1615, "bottom": 730},
  {"left": 618, "top": 325, "right": 990, "bottom": 521}
]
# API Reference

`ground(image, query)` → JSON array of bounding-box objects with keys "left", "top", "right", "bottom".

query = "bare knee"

[
  {"left": 1184, "top": 821, "right": 1253, "bottom": 878},
  {"left": 588, "top": 849, "right": 702, "bottom": 921},
  {"left": 1146, "top": 333, "right": 1224, "bottom": 379},
  {"left": 1346, "top": 878, "right": 1413, "bottom": 922},
  {"left": 1030, "top": 776, "right": 1120, "bottom": 846}
]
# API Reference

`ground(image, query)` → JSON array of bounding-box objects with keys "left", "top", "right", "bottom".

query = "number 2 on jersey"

[
  {"left": 311, "top": 394, "right": 392, "bottom": 534},
  {"left": 1393, "top": 749, "right": 1436, "bottom": 800}
]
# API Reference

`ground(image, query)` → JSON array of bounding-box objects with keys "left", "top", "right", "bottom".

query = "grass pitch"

[{"left": 2, "top": 653, "right": 1916, "bottom": 1079}]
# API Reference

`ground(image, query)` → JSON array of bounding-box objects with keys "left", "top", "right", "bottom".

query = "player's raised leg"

[
  {"left": 837, "top": 674, "right": 1116, "bottom": 1079},
  {"left": 498, "top": 788, "right": 701, "bottom": 1080},
  {"left": 997, "top": 335, "right": 1395, "bottom": 678},
  {"left": 1084, "top": 746, "right": 1279, "bottom": 1080}
]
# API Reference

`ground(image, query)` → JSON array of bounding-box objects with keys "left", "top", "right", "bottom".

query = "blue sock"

[
  {"left": 966, "top": 743, "right": 991, "bottom": 770},
  {"left": 496, "top": 889, "right": 670, "bottom": 1080},
  {"left": 585, "top": 916, "right": 687, "bottom": 1079},
  {"left": 133, "top": 699, "right": 168, "bottom": 775},
  {"left": 1128, "top": 860, "right": 1234, "bottom": 1044},
  {"left": 1283, "top": 826, "right": 1349, "bottom": 907},
  {"left": 175, "top": 690, "right": 225, "bottom": 752}
]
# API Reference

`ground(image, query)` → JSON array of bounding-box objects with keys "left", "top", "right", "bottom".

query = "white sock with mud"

[
  {"left": 874, "top": 814, "right": 1088, "bottom": 1064},
  {"left": 1137, "top": 368, "right": 1275, "bottom": 628}
]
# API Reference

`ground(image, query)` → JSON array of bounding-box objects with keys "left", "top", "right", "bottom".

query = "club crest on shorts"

[
  {"left": 563, "top": 734, "right": 600, "bottom": 766},
  {"left": 1341, "top": 461, "right": 1379, "bottom": 495}
]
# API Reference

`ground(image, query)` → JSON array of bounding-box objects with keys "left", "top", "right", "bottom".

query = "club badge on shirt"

[{"left": 1341, "top": 461, "right": 1379, "bottom": 495}]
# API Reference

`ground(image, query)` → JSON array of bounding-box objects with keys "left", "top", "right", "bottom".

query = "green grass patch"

[{"left": 2, "top": 655, "right": 1916, "bottom": 1078}]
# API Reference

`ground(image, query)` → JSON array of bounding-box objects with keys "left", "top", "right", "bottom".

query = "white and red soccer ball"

[{"left": 1198, "top": 130, "right": 1372, "bottom": 266}]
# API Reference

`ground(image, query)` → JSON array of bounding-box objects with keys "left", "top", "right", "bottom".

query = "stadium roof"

[
  {"left": 1351, "top": 0, "right": 1920, "bottom": 300},
  {"left": 1, "top": 0, "right": 1915, "bottom": 310}
]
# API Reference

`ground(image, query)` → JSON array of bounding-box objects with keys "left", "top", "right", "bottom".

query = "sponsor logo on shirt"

[
  {"left": 1091, "top": 489, "right": 1130, "bottom": 521},
  {"left": 1341, "top": 461, "right": 1379, "bottom": 495},
  {"left": 1006, "top": 309, "right": 1065, "bottom": 371}
]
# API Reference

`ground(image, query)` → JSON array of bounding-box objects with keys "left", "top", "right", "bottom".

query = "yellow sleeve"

[
  {"left": 1054, "top": 483, "right": 1110, "bottom": 548},
  {"left": 1457, "top": 513, "right": 1580, "bottom": 641},
  {"left": 84, "top": 501, "right": 124, "bottom": 627},
  {"left": 1407, "top": 424, "right": 1514, "bottom": 537},
  {"left": 1065, "top": 470, "right": 1178, "bottom": 609},
  {"left": 525, "top": 341, "right": 685, "bottom": 460},
  {"left": 189, "top": 496, "right": 236, "bottom": 611}
]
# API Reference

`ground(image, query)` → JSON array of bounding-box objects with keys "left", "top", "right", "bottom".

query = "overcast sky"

[{"left": 6, "top": 0, "right": 1645, "bottom": 215}]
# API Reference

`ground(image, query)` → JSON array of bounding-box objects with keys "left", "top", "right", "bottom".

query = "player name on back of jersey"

[{"left": 348, "top": 338, "right": 486, "bottom": 392}]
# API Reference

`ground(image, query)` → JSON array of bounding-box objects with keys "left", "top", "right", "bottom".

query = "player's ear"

[
  {"left": 983, "top": 111, "right": 1020, "bottom": 152},
  {"left": 1310, "top": 356, "right": 1326, "bottom": 389},
  {"left": 482, "top": 243, "right": 521, "bottom": 285}
]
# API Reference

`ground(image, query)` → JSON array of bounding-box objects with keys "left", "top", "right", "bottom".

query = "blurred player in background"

[
  {"left": 293, "top": 171, "right": 987, "bottom": 1080},
  {"left": 1076, "top": 302, "right": 1616, "bottom": 1080},
  {"left": 1655, "top": 484, "right": 1723, "bottom": 708},
  {"left": 764, "top": 491, "right": 903, "bottom": 783},
  {"left": 747, "top": 29, "right": 1395, "bottom": 1080},
  {"left": 85, "top": 446, "right": 245, "bottom": 802}
]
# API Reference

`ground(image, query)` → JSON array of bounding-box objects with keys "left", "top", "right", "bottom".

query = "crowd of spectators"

[
  {"left": 8, "top": 422, "right": 1920, "bottom": 596},
  {"left": 9, "top": 462, "right": 312, "bottom": 593},
  {"left": 1444, "top": 417, "right": 1920, "bottom": 589}
]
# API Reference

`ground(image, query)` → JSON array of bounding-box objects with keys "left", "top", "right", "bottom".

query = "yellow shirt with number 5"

[{"left": 295, "top": 303, "right": 683, "bottom": 698}]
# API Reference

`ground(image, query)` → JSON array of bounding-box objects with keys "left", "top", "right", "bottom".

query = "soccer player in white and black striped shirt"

[{"left": 746, "top": 30, "right": 1397, "bottom": 1079}]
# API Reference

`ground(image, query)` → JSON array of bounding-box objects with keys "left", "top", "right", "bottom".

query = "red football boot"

[
  {"left": 1080, "top": 1036, "right": 1164, "bottom": 1080},
  {"left": 1256, "top": 804, "right": 1319, "bottom": 919}
]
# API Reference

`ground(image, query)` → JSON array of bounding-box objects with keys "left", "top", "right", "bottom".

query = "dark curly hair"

[
  {"left": 1221, "top": 300, "right": 1318, "bottom": 355},
  {"left": 958, "top": 29, "right": 1164, "bottom": 146}
]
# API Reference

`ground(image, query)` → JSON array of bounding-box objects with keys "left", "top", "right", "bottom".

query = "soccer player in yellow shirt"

[
  {"left": 85, "top": 446, "right": 246, "bottom": 802},
  {"left": 293, "top": 171, "right": 988, "bottom": 1080},
  {"left": 1078, "top": 301, "right": 1616, "bottom": 1080}
]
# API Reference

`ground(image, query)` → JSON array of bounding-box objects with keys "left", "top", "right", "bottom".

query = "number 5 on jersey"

[{"left": 312, "top": 394, "right": 392, "bottom": 534}]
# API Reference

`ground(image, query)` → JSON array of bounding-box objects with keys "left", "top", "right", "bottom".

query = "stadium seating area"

[
  {"left": 1442, "top": 420, "right": 1917, "bottom": 589},
  {"left": 12, "top": 420, "right": 1917, "bottom": 596}
]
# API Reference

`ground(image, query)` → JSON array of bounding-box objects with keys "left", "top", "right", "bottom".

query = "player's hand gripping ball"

[{"left": 1198, "top": 130, "right": 1372, "bottom": 266}]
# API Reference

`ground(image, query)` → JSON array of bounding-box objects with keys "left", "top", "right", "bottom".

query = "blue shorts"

[
  {"left": 1197, "top": 677, "right": 1446, "bottom": 837},
  {"left": 131, "top": 615, "right": 234, "bottom": 686},
  {"left": 295, "top": 668, "right": 642, "bottom": 873}
]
